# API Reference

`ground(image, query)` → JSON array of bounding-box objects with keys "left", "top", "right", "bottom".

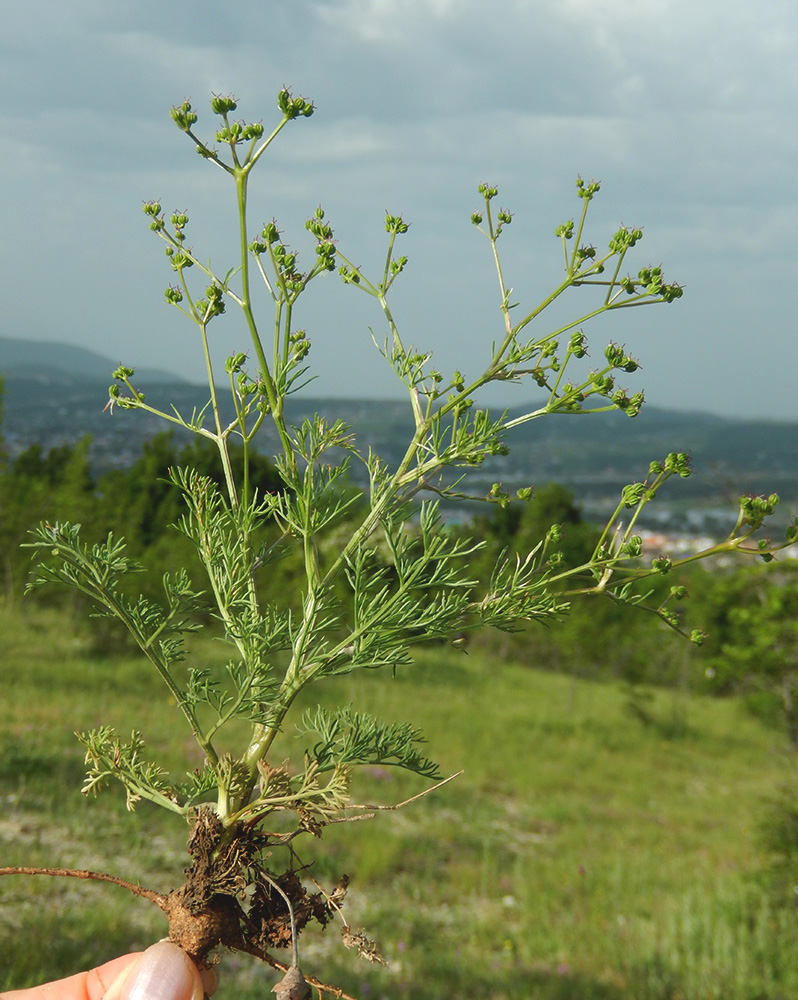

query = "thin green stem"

[
  {"left": 603, "top": 248, "right": 628, "bottom": 305},
  {"left": 57, "top": 544, "right": 219, "bottom": 771},
  {"left": 199, "top": 323, "right": 238, "bottom": 509},
  {"left": 485, "top": 209, "right": 511, "bottom": 320},
  {"left": 569, "top": 196, "right": 592, "bottom": 274}
]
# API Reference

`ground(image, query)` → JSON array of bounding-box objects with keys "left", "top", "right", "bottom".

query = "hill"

[
  {"left": 2, "top": 336, "right": 797, "bottom": 531},
  {"left": 1, "top": 605, "right": 796, "bottom": 998},
  {"left": 0, "top": 336, "right": 189, "bottom": 385}
]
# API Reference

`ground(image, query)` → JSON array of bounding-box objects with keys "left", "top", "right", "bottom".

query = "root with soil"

[
  {"left": 1, "top": 771, "right": 459, "bottom": 997},
  {"left": 0, "top": 807, "right": 354, "bottom": 1000}
]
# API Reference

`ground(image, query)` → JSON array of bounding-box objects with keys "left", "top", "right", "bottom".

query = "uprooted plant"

[{"left": 2, "top": 88, "right": 795, "bottom": 997}]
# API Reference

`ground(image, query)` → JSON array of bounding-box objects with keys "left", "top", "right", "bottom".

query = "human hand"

[{"left": 0, "top": 941, "right": 217, "bottom": 1000}]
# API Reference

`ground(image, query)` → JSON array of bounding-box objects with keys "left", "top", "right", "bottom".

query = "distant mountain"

[
  {"left": 2, "top": 337, "right": 797, "bottom": 532},
  {"left": 0, "top": 336, "right": 189, "bottom": 384}
]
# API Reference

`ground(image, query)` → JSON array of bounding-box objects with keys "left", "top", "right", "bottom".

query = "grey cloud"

[{"left": 1, "top": 0, "right": 797, "bottom": 418}]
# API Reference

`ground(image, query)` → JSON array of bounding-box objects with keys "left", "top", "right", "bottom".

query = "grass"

[{"left": 1, "top": 604, "right": 797, "bottom": 998}]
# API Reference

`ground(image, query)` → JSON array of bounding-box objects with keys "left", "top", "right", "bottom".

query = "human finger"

[
  {"left": 102, "top": 942, "right": 208, "bottom": 1000},
  {"left": 0, "top": 953, "right": 142, "bottom": 1000}
]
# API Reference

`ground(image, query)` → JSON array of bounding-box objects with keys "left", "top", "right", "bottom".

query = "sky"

[{"left": 1, "top": 0, "right": 796, "bottom": 420}]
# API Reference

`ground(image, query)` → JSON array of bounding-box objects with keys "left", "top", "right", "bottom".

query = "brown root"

[
  {"left": 0, "top": 808, "right": 354, "bottom": 997},
  {"left": 0, "top": 865, "right": 167, "bottom": 908},
  {"left": 161, "top": 807, "right": 337, "bottom": 964}
]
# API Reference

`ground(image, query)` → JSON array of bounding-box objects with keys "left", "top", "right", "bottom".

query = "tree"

[
  {"left": 0, "top": 436, "right": 96, "bottom": 603},
  {"left": 695, "top": 563, "right": 798, "bottom": 746},
  {"left": 472, "top": 482, "right": 598, "bottom": 568},
  {"left": 0, "top": 374, "right": 10, "bottom": 601}
]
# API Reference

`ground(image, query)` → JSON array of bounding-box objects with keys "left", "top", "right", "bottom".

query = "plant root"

[
  {"left": 0, "top": 865, "right": 167, "bottom": 907},
  {"left": 0, "top": 808, "right": 356, "bottom": 999}
]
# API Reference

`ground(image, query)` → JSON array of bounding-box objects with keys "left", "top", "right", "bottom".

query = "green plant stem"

[
  {"left": 236, "top": 415, "right": 444, "bottom": 800},
  {"left": 48, "top": 536, "right": 219, "bottom": 774},
  {"left": 569, "top": 195, "right": 592, "bottom": 274},
  {"left": 199, "top": 323, "right": 239, "bottom": 510}
]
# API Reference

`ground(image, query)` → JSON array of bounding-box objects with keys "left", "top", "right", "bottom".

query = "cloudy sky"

[{"left": 2, "top": 0, "right": 796, "bottom": 419}]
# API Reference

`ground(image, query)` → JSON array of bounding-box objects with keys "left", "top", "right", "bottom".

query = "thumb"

[{"left": 102, "top": 942, "right": 213, "bottom": 1000}]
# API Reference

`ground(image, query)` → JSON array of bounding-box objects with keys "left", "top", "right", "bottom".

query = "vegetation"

[
  {"left": 1, "top": 87, "right": 796, "bottom": 998},
  {"left": 1, "top": 607, "right": 797, "bottom": 999}
]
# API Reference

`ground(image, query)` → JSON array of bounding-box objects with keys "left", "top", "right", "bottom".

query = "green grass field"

[{"left": 1, "top": 605, "right": 796, "bottom": 999}]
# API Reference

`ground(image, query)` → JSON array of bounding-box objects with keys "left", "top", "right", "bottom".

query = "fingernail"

[{"left": 120, "top": 942, "right": 203, "bottom": 1000}]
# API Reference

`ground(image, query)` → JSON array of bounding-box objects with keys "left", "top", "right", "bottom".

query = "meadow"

[{"left": 1, "top": 604, "right": 796, "bottom": 999}]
